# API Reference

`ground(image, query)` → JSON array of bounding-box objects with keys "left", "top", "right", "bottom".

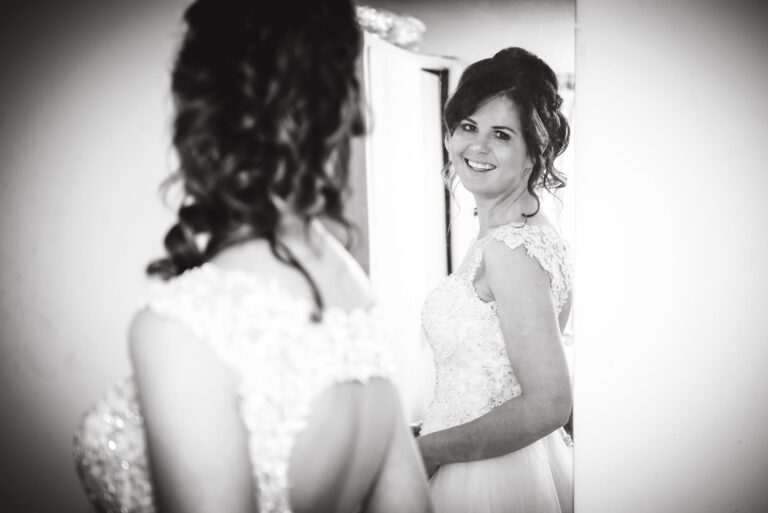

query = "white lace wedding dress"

[
  {"left": 420, "top": 223, "right": 574, "bottom": 513},
  {"left": 73, "top": 264, "right": 392, "bottom": 513}
]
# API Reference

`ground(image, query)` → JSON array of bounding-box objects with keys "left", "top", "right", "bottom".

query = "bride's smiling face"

[{"left": 446, "top": 95, "right": 532, "bottom": 200}]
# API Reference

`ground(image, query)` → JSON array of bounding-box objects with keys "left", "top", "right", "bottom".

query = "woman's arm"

[
  {"left": 129, "top": 309, "right": 257, "bottom": 513},
  {"left": 418, "top": 240, "right": 572, "bottom": 475},
  {"left": 364, "top": 382, "right": 433, "bottom": 513}
]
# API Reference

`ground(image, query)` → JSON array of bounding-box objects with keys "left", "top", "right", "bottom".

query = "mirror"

[
  {"left": 349, "top": 5, "right": 577, "bottom": 511},
  {"left": 346, "top": 0, "right": 576, "bottom": 426}
]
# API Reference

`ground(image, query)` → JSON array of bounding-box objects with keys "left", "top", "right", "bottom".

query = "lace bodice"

[
  {"left": 420, "top": 223, "right": 573, "bottom": 435},
  {"left": 73, "top": 264, "right": 393, "bottom": 513}
]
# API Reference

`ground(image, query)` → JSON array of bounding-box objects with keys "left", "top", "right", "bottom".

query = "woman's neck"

[
  {"left": 209, "top": 216, "right": 320, "bottom": 265},
  {"left": 475, "top": 190, "right": 536, "bottom": 237}
]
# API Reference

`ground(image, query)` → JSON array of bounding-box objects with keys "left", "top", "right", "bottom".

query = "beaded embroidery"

[
  {"left": 420, "top": 224, "right": 573, "bottom": 436},
  {"left": 74, "top": 264, "right": 393, "bottom": 513}
]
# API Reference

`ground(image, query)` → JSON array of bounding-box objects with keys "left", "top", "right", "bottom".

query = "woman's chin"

[{"left": 457, "top": 177, "right": 496, "bottom": 197}]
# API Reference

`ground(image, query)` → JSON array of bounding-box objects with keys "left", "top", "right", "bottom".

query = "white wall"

[
  {"left": 0, "top": 1, "right": 183, "bottom": 511},
  {"left": 575, "top": 0, "right": 768, "bottom": 511}
]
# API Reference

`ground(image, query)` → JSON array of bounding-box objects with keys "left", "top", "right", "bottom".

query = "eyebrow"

[
  {"left": 465, "top": 117, "right": 517, "bottom": 134},
  {"left": 493, "top": 125, "right": 516, "bottom": 134}
]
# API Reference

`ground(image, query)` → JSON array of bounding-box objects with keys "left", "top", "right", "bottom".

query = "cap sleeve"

[{"left": 485, "top": 224, "right": 573, "bottom": 313}]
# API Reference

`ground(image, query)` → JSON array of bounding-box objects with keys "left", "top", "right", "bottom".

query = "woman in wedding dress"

[
  {"left": 418, "top": 47, "right": 574, "bottom": 513},
  {"left": 72, "top": 1, "right": 431, "bottom": 512}
]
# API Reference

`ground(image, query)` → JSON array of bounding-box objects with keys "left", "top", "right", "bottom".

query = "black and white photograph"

[{"left": 1, "top": 0, "right": 767, "bottom": 512}]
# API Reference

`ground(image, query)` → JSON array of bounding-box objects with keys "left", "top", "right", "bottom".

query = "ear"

[{"left": 444, "top": 132, "right": 452, "bottom": 154}]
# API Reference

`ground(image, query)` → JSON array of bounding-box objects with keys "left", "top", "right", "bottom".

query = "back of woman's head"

[
  {"left": 444, "top": 47, "right": 570, "bottom": 217},
  {"left": 149, "top": 0, "right": 363, "bottom": 279}
]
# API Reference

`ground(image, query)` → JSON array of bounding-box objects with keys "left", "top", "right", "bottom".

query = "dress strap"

[
  {"left": 140, "top": 266, "right": 216, "bottom": 340},
  {"left": 474, "top": 224, "right": 573, "bottom": 313}
]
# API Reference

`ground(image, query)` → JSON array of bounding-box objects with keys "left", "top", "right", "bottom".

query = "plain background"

[
  {"left": 2, "top": 0, "right": 767, "bottom": 512},
  {"left": 574, "top": 0, "right": 768, "bottom": 510}
]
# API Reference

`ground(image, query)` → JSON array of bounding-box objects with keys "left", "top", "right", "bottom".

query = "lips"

[{"left": 465, "top": 158, "right": 496, "bottom": 172}]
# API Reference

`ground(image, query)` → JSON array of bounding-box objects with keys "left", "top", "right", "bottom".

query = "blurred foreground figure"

[{"left": 73, "top": 1, "right": 432, "bottom": 512}]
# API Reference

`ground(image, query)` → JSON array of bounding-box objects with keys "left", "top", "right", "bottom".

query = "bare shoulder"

[
  {"left": 129, "top": 308, "right": 192, "bottom": 360},
  {"left": 128, "top": 307, "right": 224, "bottom": 382},
  {"left": 129, "top": 307, "right": 178, "bottom": 346}
]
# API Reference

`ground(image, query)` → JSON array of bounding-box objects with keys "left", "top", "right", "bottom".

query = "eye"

[
  {"left": 460, "top": 122, "right": 477, "bottom": 133},
  {"left": 495, "top": 130, "right": 511, "bottom": 141}
]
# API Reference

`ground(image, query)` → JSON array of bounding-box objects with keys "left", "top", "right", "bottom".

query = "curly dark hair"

[
  {"left": 147, "top": 0, "right": 364, "bottom": 318},
  {"left": 443, "top": 47, "right": 570, "bottom": 218}
]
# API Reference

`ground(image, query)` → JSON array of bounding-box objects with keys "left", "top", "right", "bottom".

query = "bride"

[
  {"left": 418, "top": 47, "right": 574, "bottom": 513},
  {"left": 73, "top": 1, "right": 431, "bottom": 512}
]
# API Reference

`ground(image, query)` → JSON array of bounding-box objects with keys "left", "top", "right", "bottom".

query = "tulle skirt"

[{"left": 428, "top": 429, "right": 573, "bottom": 513}]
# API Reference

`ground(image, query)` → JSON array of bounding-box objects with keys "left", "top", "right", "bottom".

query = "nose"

[
  {"left": 469, "top": 137, "right": 489, "bottom": 154},
  {"left": 469, "top": 135, "right": 490, "bottom": 154}
]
